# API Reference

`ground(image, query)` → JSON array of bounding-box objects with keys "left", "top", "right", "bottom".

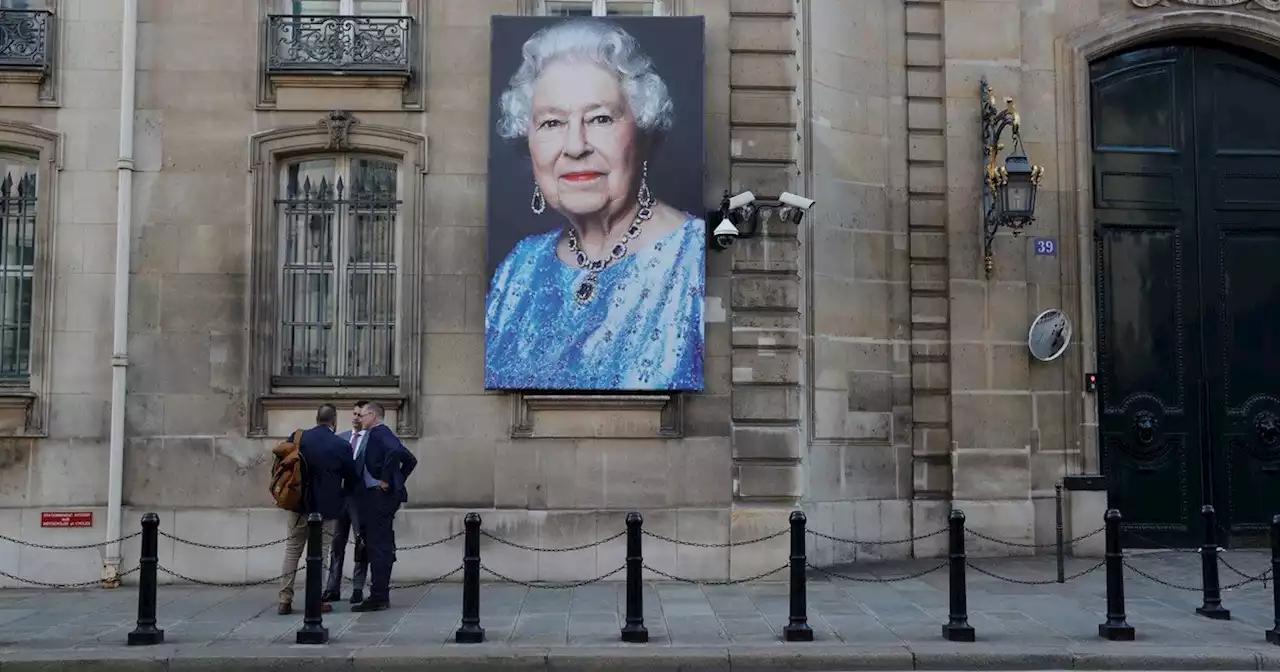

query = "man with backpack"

[{"left": 271, "top": 403, "right": 360, "bottom": 616}]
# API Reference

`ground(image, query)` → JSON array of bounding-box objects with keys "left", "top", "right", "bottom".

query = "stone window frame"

[
  {"left": 1056, "top": 7, "right": 1280, "bottom": 475},
  {"left": 0, "top": 0, "right": 61, "bottom": 106},
  {"left": 519, "top": 0, "right": 685, "bottom": 16},
  {"left": 246, "top": 111, "right": 427, "bottom": 438},
  {"left": 254, "top": 0, "right": 426, "bottom": 110},
  {"left": 0, "top": 120, "right": 59, "bottom": 436}
]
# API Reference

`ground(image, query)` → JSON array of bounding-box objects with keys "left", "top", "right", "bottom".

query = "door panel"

[
  {"left": 1194, "top": 47, "right": 1280, "bottom": 542},
  {"left": 1092, "top": 45, "right": 1204, "bottom": 546},
  {"left": 1093, "top": 42, "right": 1280, "bottom": 547}
]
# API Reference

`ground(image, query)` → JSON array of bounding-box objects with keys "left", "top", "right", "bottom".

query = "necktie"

[{"left": 349, "top": 431, "right": 359, "bottom": 457}]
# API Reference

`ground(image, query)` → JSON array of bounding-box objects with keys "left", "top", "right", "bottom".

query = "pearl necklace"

[{"left": 566, "top": 201, "right": 653, "bottom": 306}]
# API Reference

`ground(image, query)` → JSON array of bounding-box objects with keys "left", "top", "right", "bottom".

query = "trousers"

[
  {"left": 358, "top": 487, "right": 399, "bottom": 603},
  {"left": 279, "top": 513, "right": 336, "bottom": 605},
  {"left": 324, "top": 500, "right": 368, "bottom": 595}
]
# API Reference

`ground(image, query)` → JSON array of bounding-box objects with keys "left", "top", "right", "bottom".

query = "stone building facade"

[{"left": 0, "top": 0, "right": 1277, "bottom": 585}]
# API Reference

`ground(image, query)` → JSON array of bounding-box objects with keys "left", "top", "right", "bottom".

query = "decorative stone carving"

[
  {"left": 322, "top": 110, "right": 356, "bottom": 149},
  {"left": 1131, "top": 0, "right": 1280, "bottom": 10}
]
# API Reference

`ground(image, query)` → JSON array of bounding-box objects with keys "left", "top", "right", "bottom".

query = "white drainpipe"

[{"left": 103, "top": 0, "right": 139, "bottom": 584}]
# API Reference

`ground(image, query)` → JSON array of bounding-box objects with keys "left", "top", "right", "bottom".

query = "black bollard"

[
  {"left": 1098, "top": 508, "right": 1135, "bottom": 641},
  {"left": 1056, "top": 484, "right": 1066, "bottom": 584},
  {"left": 127, "top": 513, "right": 164, "bottom": 646},
  {"left": 1196, "top": 505, "right": 1230, "bottom": 620},
  {"left": 783, "top": 510, "right": 813, "bottom": 642},
  {"left": 456, "top": 512, "right": 485, "bottom": 643},
  {"left": 296, "top": 513, "right": 329, "bottom": 645},
  {"left": 621, "top": 511, "right": 648, "bottom": 643},
  {"left": 941, "top": 509, "right": 975, "bottom": 642},
  {"left": 1266, "top": 515, "right": 1280, "bottom": 645}
]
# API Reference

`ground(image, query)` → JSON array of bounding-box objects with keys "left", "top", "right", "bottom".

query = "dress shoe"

[
  {"left": 321, "top": 602, "right": 333, "bottom": 613},
  {"left": 321, "top": 590, "right": 341, "bottom": 602},
  {"left": 350, "top": 599, "right": 389, "bottom": 612},
  {"left": 349, "top": 589, "right": 364, "bottom": 604},
  {"left": 277, "top": 603, "right": 292, "bottom": 615}
]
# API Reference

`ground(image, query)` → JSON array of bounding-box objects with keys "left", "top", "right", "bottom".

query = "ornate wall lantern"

[{"left": 981, "top": 76, "right": 1045, "bottom": 277}]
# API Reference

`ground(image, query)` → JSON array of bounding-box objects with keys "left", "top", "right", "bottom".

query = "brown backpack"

[{"left": 269, "top": 429, "right": 307, "bottom": 512}]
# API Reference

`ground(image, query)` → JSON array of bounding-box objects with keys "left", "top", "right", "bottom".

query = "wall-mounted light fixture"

[
  {"left": 706, "top": 190, "right": 815, "bottom": 251},
  {"left": 981, "top": 76, "right": 1045, "bottom": 278}
]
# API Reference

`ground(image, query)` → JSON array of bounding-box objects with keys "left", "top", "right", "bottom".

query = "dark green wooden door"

[{"left": 1091, "top": 42, "right": 1280, "bottom": 548}]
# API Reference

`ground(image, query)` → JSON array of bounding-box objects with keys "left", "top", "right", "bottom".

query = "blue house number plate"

[{"left": 1034, "top": 238, "right": 1057, "bottom": 256}]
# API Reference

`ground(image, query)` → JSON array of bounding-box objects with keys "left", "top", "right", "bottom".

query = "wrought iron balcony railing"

[
  {"left": 265, "top": 14, "right": 413, "bottom": 76},
  {"left": 0, "top": 9, "right": 53, "bottom": 72}
]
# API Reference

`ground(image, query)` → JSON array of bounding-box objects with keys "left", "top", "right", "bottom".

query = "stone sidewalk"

[{"left": 3, "top": 551, "right": 1280, "bottom": 670}]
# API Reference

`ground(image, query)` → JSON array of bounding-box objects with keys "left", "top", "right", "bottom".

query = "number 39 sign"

[{"left": 1033, "top": 238, "right": 1057, "bottom": 256}]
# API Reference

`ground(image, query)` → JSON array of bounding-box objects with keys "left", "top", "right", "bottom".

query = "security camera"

[
  {"left": 712, "top": 219, "right": 739, "bottom": 249},
  {"left": 727, "top": 190, "right": 757, "bottom": 212},
  {"left": 779, "top": 192, "right": 815, "bottom": 210}
]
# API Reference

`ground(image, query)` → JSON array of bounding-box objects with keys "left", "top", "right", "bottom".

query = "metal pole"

[
  {"left": 941, "top": 509, "right": 975, "bottom": 642},
  {"left": 1097, "top": 508, "right": 1135, "bottom": 641},
  {"left": 127, "top": 513, "right": 163, "bottom": 646},
  {"left": 1266, "top": 514, "right": 1280, "bottom": 645},
  {"left": 456, "top": 512, "right": 485, "bottom": 643},
  {"left": 1196, "top": 504, "right": 1230, "bottom": 620},
  {"left": 621, "top": 511, "right": 648, "bottom": 643},
  {"left": 783, "top": 510, "right": 813, "bottom": 642},
  {"left": 296, "top": 513, "right": 328, "bottom": 645},
  {"left": 1055, "top": 484, "right": 1066, "bottom": 584}
]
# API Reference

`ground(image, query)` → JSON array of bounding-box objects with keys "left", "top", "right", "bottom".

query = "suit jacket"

[
  {"left": 360, "top": 422, "right": 417, "bottom": 504},
  {"left": 299, "top": 424, "right": 360, "bottom": 520}
]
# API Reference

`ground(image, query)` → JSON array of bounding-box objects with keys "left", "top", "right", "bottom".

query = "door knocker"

[
  {"left": 1134, "top": 411, "right": 1158, "bottom": 446},
  {"left": 1257, "top": 412, "right": 1279, "bottom": 447}
]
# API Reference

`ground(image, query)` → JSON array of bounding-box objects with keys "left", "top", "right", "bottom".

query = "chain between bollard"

[
  {"left": 0, "top": 530, "right": 142, "bottom": 550},
  {"left": 642, "top": 563, "right": 788, "bottom": 586},
  {"left": 482, "top": 564, "right": 625, "bottom": 589},
  {"left": 965, "top": 560, "right": 1105, "bottom": 585},
  {"left": 807, "top": 561, "right": 947, "bottom": 583},
  {"left": 807, "top": 526, "right": 947, "bottom": 546},
  {"left": 643, "top": 528, "right": 787, "bottom": 548},
  {"left": 0, "top": 565, "right": 139, "bottom": 589},
  {"left": 965, "top": 526, "right": 1105, "bottom": 549},
  {"left": 480, "top": 529, "right": 623, "bottom": 553}
]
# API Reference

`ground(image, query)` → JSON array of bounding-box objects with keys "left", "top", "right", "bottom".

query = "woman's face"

[{"left": 527, "top": 61, "right": 640, "bottom": 219}]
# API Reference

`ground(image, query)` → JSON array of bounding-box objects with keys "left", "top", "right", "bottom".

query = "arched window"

[
  {"left": 246, "top": 112, "right": 426, "bottom": 438},
  {"left": 0, "top": 153, "right": 36, "bottom": 381},
  {"left": 275, "top": 155, "right": 402, "bottom": 382}
]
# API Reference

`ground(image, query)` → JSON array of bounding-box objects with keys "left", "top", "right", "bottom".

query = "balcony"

[
  {"left": 265, "top": 14, "right": 413, "bottom": 78},
  {"left": 0, "top": 9, "right": 52, "bottom": 83}
]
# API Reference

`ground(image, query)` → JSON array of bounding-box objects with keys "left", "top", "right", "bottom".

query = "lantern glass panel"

[{"left": 1003, "top": 179, "right": 1034, "bottom": 217}]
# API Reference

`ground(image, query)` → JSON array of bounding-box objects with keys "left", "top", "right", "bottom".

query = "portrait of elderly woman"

[{"left": 484, "top": 17, "right": 707, "bottom": 392}]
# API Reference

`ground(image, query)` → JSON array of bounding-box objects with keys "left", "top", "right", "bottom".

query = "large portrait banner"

[{"left": 484, "top": 15, "right": 707, "bottom": 393}]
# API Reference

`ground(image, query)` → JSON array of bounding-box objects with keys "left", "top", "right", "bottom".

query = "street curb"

[{"left": 0, "top": 644, "right": 1272, "bottom": 672}]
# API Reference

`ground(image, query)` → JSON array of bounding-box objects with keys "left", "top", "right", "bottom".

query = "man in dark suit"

[
  {"left": 350, "top": 400, "right": 417, "bottom": 612},
  {"left": 278, "top": 404, "right": 359, "bottom": 616},
  {"left": 323, "top": 400, "right": 371, "bottom": 605}
]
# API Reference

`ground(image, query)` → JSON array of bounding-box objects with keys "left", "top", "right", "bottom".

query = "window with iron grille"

[
  {"left": 267, "top": 0, "right": 411, "bottom": 74},
  {"left": 536, "top": 0, "right": 666, "bottom": 16},
  {"left": 275, "top": 155, "right": 400, "bottom": 385},
  {"left": 0, "top": 155, "right": 35, "bottom": 384}
]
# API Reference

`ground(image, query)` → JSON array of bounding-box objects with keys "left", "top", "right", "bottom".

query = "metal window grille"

[
  {"left": 276, "top": 158, "right": 399, "bottom": 383},
  {"left": 0, "top": 7, "right": 53, "bottom": 71},
  {"left": 0, "top": 165, "right": 35, "bottom": 383}
]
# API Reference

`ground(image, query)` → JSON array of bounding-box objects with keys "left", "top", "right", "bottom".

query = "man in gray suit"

[{"left": 322, "top": 400, "right": 371, "bottom": 604}]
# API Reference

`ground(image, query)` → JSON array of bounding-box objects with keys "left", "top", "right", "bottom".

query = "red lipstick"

[{"left": 561, "top": 172, "right": 603, "bottom": 182}]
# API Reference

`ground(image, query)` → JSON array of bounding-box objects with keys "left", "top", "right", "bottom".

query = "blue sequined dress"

[{"left": 485, "top": 216, "right": 706, "bottom": 391}]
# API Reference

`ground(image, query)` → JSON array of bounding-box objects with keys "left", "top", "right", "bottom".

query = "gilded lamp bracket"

[{"left": 980, "top": 76, "right": 1045, "bottom": 278}]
